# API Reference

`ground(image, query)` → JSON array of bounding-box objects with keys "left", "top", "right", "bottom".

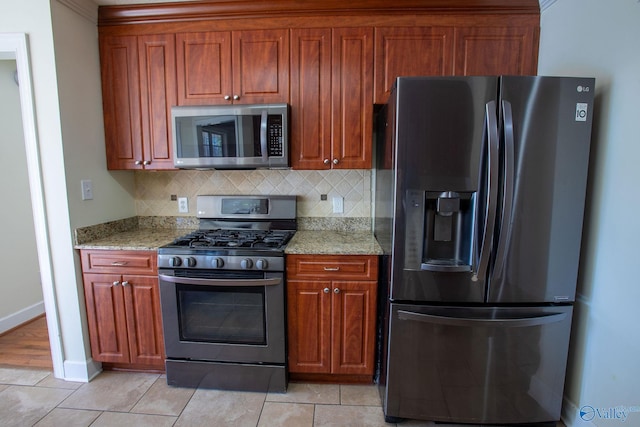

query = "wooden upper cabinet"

[
  {"left": 453, "top": 26, "right": 538, "bottom": 76},
  {"left": 331, "top": 27, "right": 374, "bottom": 170},
  {"left": 290, "top": 28, "right": 332, "bottom": 169},
  {"left": 291, "top": 27, "right": 373, "bottom": 170},
  {"left": 176, "top": 31, "right": 231, "bottom": 105},
  {"left": 374, "top": 27, "right": 455, "bottom": 103},
  {"left": 138, "top": 34, "right": 177, "bottom": 169},
  {"left": 100, "top": 34, "right": 176, "bottom": 170},
  {"left": 233, "top": 30, "right": 290, "bottom": 104},
  {"left": 100, "top": 35, "right": 143, "bottom": 170},
  {"left": 176, "top": 29, "right": 289, "bottom": 105}
]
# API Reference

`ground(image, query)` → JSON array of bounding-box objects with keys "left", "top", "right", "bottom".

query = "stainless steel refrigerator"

[{"left": 374, "top": 76, "right": 595, "bottom": 425}]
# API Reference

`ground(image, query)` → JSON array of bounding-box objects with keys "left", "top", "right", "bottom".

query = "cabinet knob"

[
  {"left": 112, "top": 281, "right": 120, "bottom": 287},
  {"left": 142, "top": 160, "right": 150, "bottom": 166},
  {"left": 121, "top": 281, "right": 129, "bottom": 287},
  {"left": 323, "top": 287, "right": 330, "bottom": 294},
  {"left": 333, "top": 158, "right": 339, "bottom": 165},
  {"left": 224, "top": 95, "right": 231, "bottom": 100},
  {"left": 333, "top": 288, "right": 341, "bottom": 294},
  {"left": 134, "top": 160, "right": 143, "bottom": 165},
  {"left": 233, "top": 95, "right": 240, "bottom": 100},
  {"left": 323, "top": 159, "right": 330, "bottom": 165}
]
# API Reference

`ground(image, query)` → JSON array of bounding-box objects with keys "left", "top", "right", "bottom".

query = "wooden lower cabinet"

[
  {"left": 80, "top": 250, "right": 165, "bottom": 370},
  {"left": 286, "top": 255, "right": 378, "bottom": 380}
]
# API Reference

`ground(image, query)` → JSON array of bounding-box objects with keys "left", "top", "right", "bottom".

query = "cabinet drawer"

[
  {"left": 287, "top": 255, "right": 378, "bottom": 280},
  {"left": 81, "top": 250, "right": 157, "bottom": 275}
]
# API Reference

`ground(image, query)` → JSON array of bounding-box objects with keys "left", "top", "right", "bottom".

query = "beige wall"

[
  {"left": 539, "top": 1, "right": 640, "bottom": 425},
  {"left": 0, "top": 59, "right": 43, "bottom": 326}
]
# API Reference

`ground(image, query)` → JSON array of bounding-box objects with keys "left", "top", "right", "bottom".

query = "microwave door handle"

[
  {"left": 473, "top": 101, "right": 499, "bottom": 282},
  {"left": 260, "top": 110, "right": 268, "bottom": 162}
]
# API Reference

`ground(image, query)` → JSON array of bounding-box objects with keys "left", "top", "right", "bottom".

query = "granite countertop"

[
  {"left": 74, "top": 216, "right": 382, "bottom": 255},
  {"left": 74, "top": 228, "right": 191, "bottom": 251},
  {"left": 285, "top": 230, "right": 383, "bottom": 255}
]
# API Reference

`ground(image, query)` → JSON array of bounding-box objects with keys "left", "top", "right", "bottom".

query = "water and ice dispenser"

[{"left": 404, "top": 190, "right": 476, "bottom": 272}]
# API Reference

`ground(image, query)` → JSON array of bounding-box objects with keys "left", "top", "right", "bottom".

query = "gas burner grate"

[{"left": 167, "top": 229, "right": 294, "bottom": 250}]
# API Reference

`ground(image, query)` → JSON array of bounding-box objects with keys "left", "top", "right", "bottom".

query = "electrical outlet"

[
  {"left": 178, "top": 197, "right": 189, "bottom": 213},
  {"left": 81, "top": 180, "right": 93, "bottom": 200},
  {"left": 332, "top": 196, "right": 344, "bottom": 214}
]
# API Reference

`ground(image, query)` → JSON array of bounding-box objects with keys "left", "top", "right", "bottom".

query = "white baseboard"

[
  {"left": 62, "top": 358, "right": 102, "bottom": 383},
  {"left": 0, "top": 301, "right": 45, "bottom": 334}
]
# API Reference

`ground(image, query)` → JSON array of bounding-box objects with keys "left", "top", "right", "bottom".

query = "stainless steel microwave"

[{"left": 171, "top": 104, "right": 289, "bottom": 169}]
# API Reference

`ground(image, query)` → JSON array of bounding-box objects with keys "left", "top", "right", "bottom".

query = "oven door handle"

[{"left": 159, "top": 274, "right": 281, "bottom": 287}]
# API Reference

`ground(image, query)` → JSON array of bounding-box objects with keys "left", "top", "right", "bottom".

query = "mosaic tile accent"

[{"left": 134, "top": 169, "right": 372, "bottom": 218}]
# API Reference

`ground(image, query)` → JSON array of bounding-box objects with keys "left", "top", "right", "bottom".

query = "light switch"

[{"left": 81, "top": 180, "right": 93, "bottom": 200}]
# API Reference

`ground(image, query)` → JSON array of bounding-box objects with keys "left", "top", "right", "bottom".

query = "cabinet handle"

[
  {"left": 323, "top": 287, "right": 330, "bottom": 294},
  {"left": 134, "top": 160, "right": 142, "bottom": 165},
  {"left": 143, "top": 160, "right": 150, "bottom": 166},
  {"left": 323, "top": 267, "right": 340, "bottom": 271},
  {"left": 333, "top": 158, "right": 339, "bottom": 165},
  {"left": 112, "top": 281, "right": 120, "bottom": 286},
  {"left": 333, "top": 288, "right": 341, "bottom": 294},
  {"left": 111, "top": 261, "right": 128, "bottom": 266},
  {"left": 224, "top": 95, "right": 231, "bottom": 100},
  {"left": 233, "top": 95, "right": 240, "bottom": 100},
  {"left": 323, "top": 159, "right": 330, "bottom": 165},
  {"left": 121, "top": 281, "right": 129, "bottom": 287}
]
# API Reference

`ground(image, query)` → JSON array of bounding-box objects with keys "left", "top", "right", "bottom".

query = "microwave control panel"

[{"left": 267, "top": 115, "right": 284, "bottom": 157}]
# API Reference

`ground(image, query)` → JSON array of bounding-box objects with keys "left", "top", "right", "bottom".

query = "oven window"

[{"left": 176, "top": 284, "right": 266, "bottom": 345}]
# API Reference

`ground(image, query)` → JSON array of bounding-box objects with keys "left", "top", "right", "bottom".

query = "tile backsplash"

[{"left": 135, "top": 169, "right": 372, "bottom": 218}]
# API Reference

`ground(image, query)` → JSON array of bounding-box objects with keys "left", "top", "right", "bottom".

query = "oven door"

[{"left": 158, "top": 269, "right": 285, "bottom": 364}]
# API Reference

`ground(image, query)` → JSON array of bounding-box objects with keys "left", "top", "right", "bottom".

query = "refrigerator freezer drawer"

[{"left": 381, "top": 304, "right": 573, "bottom": 424}]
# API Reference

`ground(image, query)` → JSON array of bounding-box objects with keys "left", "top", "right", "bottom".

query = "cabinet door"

[
  {"left": 176, "top": 31, "right": 232, "bottom": 105},
  {"left": 287, "top": 279, "right": 332, "bottom": 373},
  {"left": 232, "top": 29, "right": 290, "bottom": 104},
  {"left": 83, "top": 273, "right": 130, "bottom": 364},
  {"left": 453, "top": 26, "right": 538, "bottom": 76},
  {"left": 331, "top": 27, "right": 374, "bottom": 169},
  {"left": 138, "top": 34, "right": 176, "bottom": 169},
  {"left": 122, "top": 275, "right": 165, "bottom": 367},
  {"left": 331, "top": 280, "right": 377, "bottom": 375},
  {"left": 374, "top": 27, "right": 454, "bottom": 103},
  {"left": 290, "top": 28, "right": 332, "bottom": 169},
  {"left": 100, "top": 35, "right": 143, "bottom": 170}
]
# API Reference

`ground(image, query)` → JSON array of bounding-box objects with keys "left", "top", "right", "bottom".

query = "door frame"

[{"left": 0, "top": 33, "right": 64, "bottom": 377}]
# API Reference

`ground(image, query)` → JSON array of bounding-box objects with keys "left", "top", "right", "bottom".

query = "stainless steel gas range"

[{"left": 157, "top": 195, "right": 296, "bottom": 392}]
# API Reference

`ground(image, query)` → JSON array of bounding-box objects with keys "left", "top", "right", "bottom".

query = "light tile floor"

[{"left": 0, "top": 366, "right": 565, "bottom": 427}]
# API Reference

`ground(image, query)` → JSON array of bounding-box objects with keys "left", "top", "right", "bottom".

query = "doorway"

[{"left": 0, "top": 33, "right": 63, "bottom": 377}]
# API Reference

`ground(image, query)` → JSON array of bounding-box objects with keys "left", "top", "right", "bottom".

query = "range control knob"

[
  {"left": 169, "top": 256, "right": 182, "bottom": 267},
  {"left": 186, "top": 257, "right": 197, "bottom": 267},
  {"left": 211, "top": 257, "right": 224, "bottom": 268},
  {"left": 240, "top": 258, "right": 254, "bottom": 269},
  {"left": 255, "top": 259, "right": 268, "bottom": 270}
]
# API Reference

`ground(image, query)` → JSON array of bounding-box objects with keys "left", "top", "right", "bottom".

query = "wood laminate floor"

[{"left": 0, "top": 315, "right": 52, "bottom": 369}]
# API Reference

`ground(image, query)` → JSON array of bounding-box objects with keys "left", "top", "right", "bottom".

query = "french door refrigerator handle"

[
  {"left": 260, "top": 109, "right": 268, "bottom": 161},
  {"left": 473, "top": 101, "right": 499, "bottom": 282},
  {"left": 493, "top": 100, "right": 516, "bottom": 278},
  {"left": 397, "top": 309, "right": 568, "bottom": 328}
]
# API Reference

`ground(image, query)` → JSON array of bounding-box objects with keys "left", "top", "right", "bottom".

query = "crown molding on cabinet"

[{"left": 97, "top": 0, "right": 540, "bottom": 26}]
